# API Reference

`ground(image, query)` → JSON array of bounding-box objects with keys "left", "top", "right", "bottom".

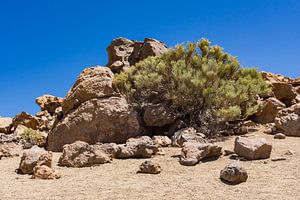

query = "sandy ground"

[{"left": 0, "top": 130, "right": 299, "bottom": 200}]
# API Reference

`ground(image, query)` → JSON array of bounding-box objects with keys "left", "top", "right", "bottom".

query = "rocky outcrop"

[
  {"left": 58, "top": 141, "right": 117, "bottom": 167},
  {"left": 180, "top": 142, "right": 222, "bottom": 166},
  {"left": 172, "top": 127, "right": 206, "bottom": 147},
  {"left": 0, "top": 117, "right": 12, "bottom": 134},
  {"left": 11, "top": 112, "right": 39, "bottom": 131},
  {"left": 106, "top": 38, "right": 167, "bottom": 73},
  {"left": 36, "top": 95, "right": 63, "bottom": 115},
  {"left": 254, "top": 97, "right": 286, "bottom": 124},
  {"left": 138, "top": 160, "right": 161, "bottom": 174},
  {"left": 48, "top": 97, "right": 142, "bottom": 152},
  {"left": 234, "top": 137, "right": 272, "bottom": 160},
  {"left": 18, "top": 146, "right": 52, "bottom": 174},
  {"left": 117, "top": 136, "right": 159, "bottom": 158},
  {"left": 220, "top": 162, "right": 248, "bottom": 184},
  {"left": 62, "top": 66, "right": 117, "bottom": 113},
  {"left": 32, "top": 165, "right": 61, "bottom": 180},
  {"left": 143, "top": 104, "right": 176, "bottom": 127},
  {"left": 275, "top": 103, "right": 300, "bottom": 136}
]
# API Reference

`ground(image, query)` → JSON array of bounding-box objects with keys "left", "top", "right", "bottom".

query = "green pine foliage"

[{"left": 114, "top": 39, "right": 271, "bottom": 123}]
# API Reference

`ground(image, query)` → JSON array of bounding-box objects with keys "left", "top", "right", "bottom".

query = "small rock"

[
  {"left": 263, "top": 128, "right": 273, "bottom": 134},
  {"left": 0, "top": 143, "right": 22, "bottom": 159},
  {"left": 283, "top": 150, "right": 294, "bottom": 156},
  {"left": 32, "top": 165, "right": 61, "bottom": 180},
  {"left": 172, "top": 127, "right": 206, "bottom": 147},
  {"left": 271, "top": 157, "right": 287, "bottom": 161},
  {"left": 224, "top": 149, "right": 235, "bottom": 156},
  {"left": 152, "top": 136, "right": 171, "bottom": 147},
  {"left": 220, "top": 162, "right": 248, "bottom": 184},
  {"left": 274, "top": 133, "right": 286, "bottom": 139},
  {"left": 138, "top": 160, "right": 161, "bottom": 174},
  {"left": 234, "top": 137, "right": 272, "bottom": 160}
]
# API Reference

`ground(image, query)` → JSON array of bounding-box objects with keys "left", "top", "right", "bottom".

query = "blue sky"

[{"left": 1, "top": 0, "right": 300, "bottom": 117}]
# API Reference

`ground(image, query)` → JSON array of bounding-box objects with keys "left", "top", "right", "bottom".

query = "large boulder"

[
  {"left": 220, "top": 162, "right": 248, "bottom": 184},
  {"left": 180, "top": 142, "right": 222, "bottom": 166},
  {"left": 275, "top": 103, "right": 300, "bottom": 136},
  {"left": 58, "top": 141, "right": 118, "bottom": 167},
  {"left": 62, "top": 66, "right": 118, "bottom": 113},
  {"left": 18, "top": 146, "right": 52, "bottom": 174},
  {"left": 0, "top": 117, "right": 12, "bottom": 134},
  {"left": 117, "top": 136, "right": 159, "bottom": 158},
  {"left": 234, "top": 137, "right": 272, "bottom": 160},
  {"left": 272, "top": 82, "right": 297, "bottom": 103},
  {"left": 48, "top": 97, "right": 142, "bottom": 152},
  {"left": 292, "top": 77, "right": 300, "bottom": 86},
  {"left": 106, "top": 38, "right": 167, "bottom": 73},
  {"left": 143, "top": 104, "right": 176, "bottom": 127},
  {"left": 36, "top": 95, "right": 63, "bottom": 115},
  {"left": 253, "top": 97, "right": 285, "bottom": 124}
]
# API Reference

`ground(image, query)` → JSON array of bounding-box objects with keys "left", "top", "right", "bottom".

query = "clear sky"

[{"left": 1, "top": 0, "right": 300, "bottom": 117}]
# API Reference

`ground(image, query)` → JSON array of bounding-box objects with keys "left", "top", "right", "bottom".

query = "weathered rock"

[
  {"left": 172, "top": 127, "right": 206, "bottom": 147},
  {"left": 11, "top": 112, "right": 39, "bottom": 131},
  {"left": 152, "top": 136, "right": 171, "bottom": 147},
  {"left": 32, "top": 165, "right": 61, "bottom": 180},
  {"left": 220, "top": 162, "right": 248, "bottom": 184},
  {"left": 180, "top": 142, "right": 222, "bottom": 166},
  {"left": 0, "top": 117, "right": 12, "bottom": 134},
  {"left": 224, "top": 149, "right": 235, "bottom": 156},
  {"left": 274, "top": 133, "right": 286, "bottom": 139},
  {"left": 275, "top": 103, "right": 300, "bottom": 136},
  {"left": 295, "top": 86, "right": 300, "bottom": 94},
  {"left": 48, "top": 97, "right": 142, "bottom": 152},
  {"left": 254, "top": 98, "right": 286, "bottom": 124},
  {"left": 234, "top": 137, "right": 272, "bottom": 160},
  {"left": 19, "top": 146, "right": 52, "bottom": 174},
  {"left": 106, "top": 38, "right": 167, "bottom": 73},
  {"left": 117, "top": 136, "right": 159, "bottom": 158},
  {"left": 36, "top": 95, "right": 63, "bottom": 115},
  {"left": 138, "top": 160, "right": 161, "bottom": 174},
  {"left": 35, "top": 110, "right": 56, "bottom": 131},
  {"left": 272, "top": 82, "right": 297, "bottom": 102},
  {"left": 0, "top": 143, "right": 22, "bottom": 159},
  {"left": 62, "top": 66, "right": 117, "bottom": 113},
  {"left": 143, "top": 104, "right": 176, "bottom": 127},
  {"left": 292, "top": 78, "right": 300, "bottom": 86},
  {"left": 58, "top": 141, "right": 117, "bottom": 167},
  {"left": 262, "top": 72, "right": 292, "bottom": 84}
]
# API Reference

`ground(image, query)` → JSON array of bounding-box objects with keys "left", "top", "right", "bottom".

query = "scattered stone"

[
  {"left": 271, "top": 157, "right": 287, "bottom": 161},
  {"left": 0, "top": 117, "right": 12, "bottom": 134},
  {"left": 36, "top": 95, "right": 63, "bottom": 115},
  {"left": 220, "top": 162, "right": 248, "bottom": 184},
  {"left": 58, "top": 141, "right": 117, "bottom": 167},
  {"left": 0, "top": 143, "right": 22, "bottom": 159},
  {"left": 32, "top": 165, "right": 61, "bottom": 180},
  {"left": 138, "top": 160, "right": 161, "bottom": 174},
  {"left": 152, "top": 136, "right": 171, "bottom": 147},
  {"left": 283, "top": 150, "right": 294, "bottom": 156},
  {"left": 274, "top": 133, "right": 286, "bottom": 139},
  {"left": 180, "top": 142, "right": 222, "bottom": 166},
  {"left": 117, "top": 136, "right": 159, "bottom": 159},
  {"left": 172, "top": 127, "right": 206, "bottom": 147},
  {"left": 234, "top": 137, "right": 272, "bottom": 160},
  {"left": 48, "top": 97, "right": 142, "bottom": 152},
  {"left": 18, "top": 146, "right": 52, "bottom": 174}
]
